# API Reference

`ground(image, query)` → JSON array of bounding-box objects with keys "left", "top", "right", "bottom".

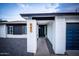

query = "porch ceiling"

[{"left": 37, "top": 20, "right": 53, "bottom": 25}]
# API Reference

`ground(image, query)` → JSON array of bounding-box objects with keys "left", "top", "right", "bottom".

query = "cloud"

[
  {"left": 17, "top": 3, "right": 29, "bottom": 9},
  {"left": 45, "top": 3, "right": 59, "bottom": 9},
  {"left": 17, "top": 3, "right": 60, "bottom": 13},
  {"left": 19, "top": 4, "right": 25, "bottom": 8},
  {"left": 44, "top": 3, "right": 60, "bottom": 12}
]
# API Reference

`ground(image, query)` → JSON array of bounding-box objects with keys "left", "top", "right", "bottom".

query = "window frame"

[
  {"left": 7, "top": 24, "right": 27, "bottom": 35},
  {"left": 7, "top": 26, "right": 13, "bottom": 34}
]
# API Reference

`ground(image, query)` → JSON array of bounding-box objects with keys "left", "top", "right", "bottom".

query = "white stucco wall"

[
  {"left": 27, "top": 20, "right": 37, "bottom": 53},
  {"left": 47, "top": 21, "right": 53, "bottom": 44},
  {"left": 36, "top": 24, "right": 39, "bottom": 39},
  {"left": 47, "top": 17, "right": 65, "bottom": 54},
  {"left": 65, "top": 16, "right": 79, "bottom": 23},
  {"left": 0, "top": 25, "right": 7, "bottom": 38},
  {"left": 54, "top": 16, "right": 66, "bottom": 54},
  {"left": 52, "top": 21, "right": 56, "bottom": 51},
  {"left": 47, "top": 20, "right": 57, "bottom": 54},
  {"left": 7, "top": 34, "right": 27, "bottom": 38},
  {"left": 47, "top": 20, "right": 57, "bottom": 53}
]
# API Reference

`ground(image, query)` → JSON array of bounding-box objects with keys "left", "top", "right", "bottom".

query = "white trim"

[
  {"left": 65, "top": 16, "right": 79, "bottom": 23},
  {"left": 25, "top": 15, "right": 55, "bottom": 18},
  {"left": 66, "top": 19, "right": 79, "bottom": 23},
  {"left": 8, "top": 26, "right": 13, "bottom": 34},
  {"left": 1, "top": 21, "right": 27, "bottom": 24},
  {"left": 7, "top": 34, "right": 27, "bottom": 38},
  {"left": 37, "top": 20, "right": 53, "bottom": 25}
]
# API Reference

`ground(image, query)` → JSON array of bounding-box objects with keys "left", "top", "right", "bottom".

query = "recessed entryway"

[{"left": 39, "top": 25, "right": 47, "bottom": 37}]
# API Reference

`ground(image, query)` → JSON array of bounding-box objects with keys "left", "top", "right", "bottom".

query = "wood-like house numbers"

[{"left": 30, "top": 23, "right": 32, "bottom": 32}]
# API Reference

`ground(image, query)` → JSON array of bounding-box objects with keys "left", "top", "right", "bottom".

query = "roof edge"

[{"left": 20, "top": 12, "right": 79, "bottom": 17}]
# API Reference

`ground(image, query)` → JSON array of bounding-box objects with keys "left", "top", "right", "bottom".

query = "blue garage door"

[{"left": 66, "top": 23, "right": 79, "bottom": 50}]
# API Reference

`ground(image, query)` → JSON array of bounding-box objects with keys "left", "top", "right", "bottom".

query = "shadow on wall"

[{"left": 45, "top": 38, "right": 54, "bottom": 54}]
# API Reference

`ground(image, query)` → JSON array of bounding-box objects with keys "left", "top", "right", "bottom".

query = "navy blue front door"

[
  {"left": 66, "top": 23, "right": 79, "bottom": 50},
  {"left": 39, "top": 25, "right": 45, "bottom": 37},
  {"left": 39, "top": 25, "right": 47, "bottom": 37}
]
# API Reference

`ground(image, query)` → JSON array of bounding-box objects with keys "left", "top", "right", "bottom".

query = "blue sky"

[{"left": 0, "top": 3, "right": 79, "bottom": 21}]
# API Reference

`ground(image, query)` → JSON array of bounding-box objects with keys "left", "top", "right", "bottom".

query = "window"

[
  {"left": 7, "top": 26, "right": 13, "bottom": 34},
  {"left": 7, "top": 24, "right": 27, "bottom": 35}
]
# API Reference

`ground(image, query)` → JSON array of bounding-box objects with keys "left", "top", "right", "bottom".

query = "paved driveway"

[{"left": 0, "top": 38, "right": 33, "bottom": 56}]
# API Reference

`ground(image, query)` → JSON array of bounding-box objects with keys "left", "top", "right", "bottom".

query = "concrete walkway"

[
  {"left": 35, "top": 38, "right": 50, "bottom": 56},
  {"left": 34, "top": 38, "right": 67, "bottom": 56},
  {"left": 66, "top": 50, "right": 79, "bottom": 56}
]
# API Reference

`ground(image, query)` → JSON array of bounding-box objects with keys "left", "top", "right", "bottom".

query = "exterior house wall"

[
  {"left": 54, "top": 16, "right": 66, "bottom": 54},
  {"left": 47, "top": 16, "right": 66, "bottom": 54},
  {"left": 0, "top": 20, "right": 37, "bottom": 54},
  {"left": 7, "top": 34, "right": 27, "bottom": 38},
  {"left": 26, "top": 20, "right": 37, "bottom": 53},
  {"left": 0, "top": 15, "right": 79, "bottom": 54},
  {"left": 47, "top": 21, "right": 56, "bottom": 53},
  {"left": 54, "top": 16, "right": 79, "bottom": 54},
  {"left": 19, "top": 15, "right": 79, "bottom": 54},
  {"left": 47, "top": 21, "right": 53, "bottom": 44},
  {"left": 0, "top": 24, "right": 27, "bottom": 38},
  {"left": 36, "top": 24, "right": 39, "bottom": 39},
  {"left": 52, "top": 21, "right": 56, "bottom": 52},
  {"left": 65, "top": 16, "right": 79, "bottom": 23},
  {"left": 6, "top": 24, "right": 27, "bottom": 38},
  {"left": 0, "top": 25, "right": 7, "bottom": 38}
]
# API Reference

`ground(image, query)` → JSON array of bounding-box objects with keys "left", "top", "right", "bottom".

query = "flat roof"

[
  {"left": 0, "top": 21, "right": 27, "bottom": 25},
  {"left": 20, "top": 12, "right": 79, "bottom": 17}
]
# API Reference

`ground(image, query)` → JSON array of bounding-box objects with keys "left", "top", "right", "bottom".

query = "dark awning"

[{"left": 20, "top": 12, "right": 79, "bottom": 17}]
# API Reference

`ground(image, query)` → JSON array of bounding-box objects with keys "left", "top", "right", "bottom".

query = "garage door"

[{"left": 66, "top": 23, "right": 79, "bottom": 50}]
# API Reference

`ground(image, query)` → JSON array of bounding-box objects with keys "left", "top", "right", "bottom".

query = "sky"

[{"left": 0, "top": 3, "right": 79, "bottom": 21}]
